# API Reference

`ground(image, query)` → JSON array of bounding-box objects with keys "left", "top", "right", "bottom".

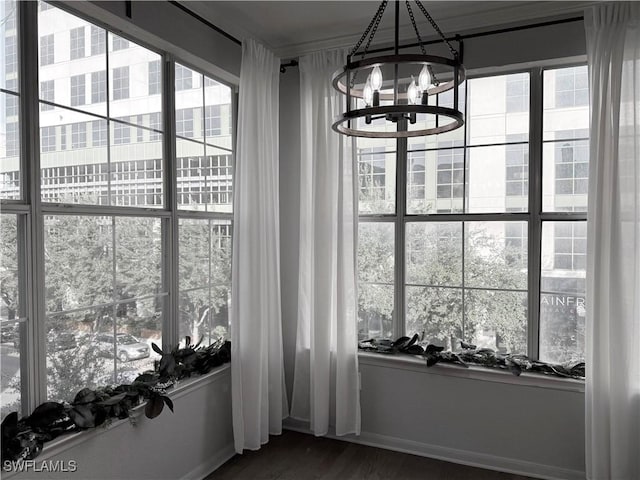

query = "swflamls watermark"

[{"left": 2, "top": 459, "right": 78, "bottom": 473}]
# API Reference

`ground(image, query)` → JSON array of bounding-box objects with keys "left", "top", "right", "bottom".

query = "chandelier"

[{"left": 332, "top": 0, "right": 465, "bottom": 138}]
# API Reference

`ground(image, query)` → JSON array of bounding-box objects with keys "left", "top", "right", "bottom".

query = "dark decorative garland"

[
  {"left": 1, "top": 338, "right": 231, "bottom": 464},
  {"left": 359, "top": 335, "right": 585, "bottom": 379}
]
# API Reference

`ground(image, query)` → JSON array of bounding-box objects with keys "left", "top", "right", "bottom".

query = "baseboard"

[
  {"left": 283, "top": 418, "right": 585, "bottom": 480},
  {"left": 181, "top": 443, "right": 236, "bottom": 480}
]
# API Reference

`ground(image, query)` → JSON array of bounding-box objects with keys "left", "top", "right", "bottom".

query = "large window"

[
  {"left": 357, "top": 66, "right": 588, "bottom": 365},
  {"left": 175, "top": 63, "right": 234, "bottom": 343},
  {"left": 1, "top": 2, "right": 236, "bottom": 420}
]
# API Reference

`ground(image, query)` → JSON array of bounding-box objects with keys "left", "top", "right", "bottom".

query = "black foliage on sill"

[
  {"left": 1, "top": 339, "right": 231, "bottom": 464},
  {"left": 358, "top": 336, "right": 585, "bottom": 379}
]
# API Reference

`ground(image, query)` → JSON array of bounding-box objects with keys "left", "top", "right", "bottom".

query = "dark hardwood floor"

[{"left": 206, "top": 430, "right": 535, "bottom": 480}]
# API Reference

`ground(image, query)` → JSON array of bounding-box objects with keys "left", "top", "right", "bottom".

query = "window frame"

[
  {"left": 356, "top": 64, "right": 588, "bottom": 360},
  {"left": 1, "top": 1, "right": 238, "bottom": 416}
]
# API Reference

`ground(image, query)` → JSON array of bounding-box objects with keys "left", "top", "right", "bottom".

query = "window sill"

[
  {"left": 358, "top": 351, "right": 584, "bottom": 393},
  {"left": 8, "top": 363, "right": 231, "bottom": 472}
]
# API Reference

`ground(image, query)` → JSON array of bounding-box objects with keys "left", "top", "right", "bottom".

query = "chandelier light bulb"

[
  {"left": 363, "top": 78, "right": 374, "bottom": 106},
  {"left": 407, "top": 78, "right": 419, "bottom": 105},
  {"left": 370, "top": 66, "right": 383, "bottom": 91},
  {"left": 418, "top": 65, "right": 432, "bottom": 91}
]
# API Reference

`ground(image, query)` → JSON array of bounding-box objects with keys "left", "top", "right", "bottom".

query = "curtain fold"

[
  {"left": 585, "top": 3, "right": 640, "bottom": 479},
  {"left": 231, "top": 38, "right": 288, "bottom": 454},
  {"left": 290, "top": 49, "right": 361, "bottom": 437}
]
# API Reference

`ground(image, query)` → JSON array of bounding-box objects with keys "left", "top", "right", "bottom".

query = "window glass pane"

[
  {"left": 543, "top": 136, "right": 589, "bottom": 212},
  {"left": 358, "top": 222, "right": 394, "bottom": 340},
  {"left": 175, "top": 64, "right": 203, "bottom": 142},
  {"left": 467, "top": 73, "right": 530, "bottom": 146},
  {"left": 465, "top": 222, "right": 528, "bottom": 290},
  {"left": 39, "top": 5, "right": 107, "bottom": 116},
  {"left": 405, "top": 84, "right": 467, "bottom": 148},
  {"left": 109, "top": 34, "right": 162, "bottom": 129},
  {"left": 44, "top": 215, "right": 163, "bottom": 399},
  {"left": 179, "top": 219, "right": 231, "bottom": 343},
  {"left": 406, "top": 222, "right": 462, "bottom": 287},
  {"left": 204, "top": 76, "right": 233, "bottom": 150},
  {"left": 543, "top": 66, "right": 589, "bottom": 141},
  {"left": 1, "top": 214, "right": 21, "bottom": 419},
  {"left": 357, "top": 148, "right": 396, "bottom": 214},
  {"left": 1, "top": 91, "right": 20, "bottom": 200},
  {"left": 540, "top": 221, "right": 586, "bottom": 364},
  {"left": 40, "top": 108, "right": 108, "bottom": 204},
  {"left": 466, "top": 144, "right": 529, "bottom": 213},
  {"left": 110, "top": 120, "right": 164, "bottom": 207},
  {"left": 2, "top": 0, "right": 18, "bottom": 91}
]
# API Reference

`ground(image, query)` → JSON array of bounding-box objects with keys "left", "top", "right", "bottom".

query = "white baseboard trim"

[
  {"left": 283, "top": 418, "right": 585, "bottom": 480},
  {"left": 181, "top": 443, "right": 236, "bottom": 480}
]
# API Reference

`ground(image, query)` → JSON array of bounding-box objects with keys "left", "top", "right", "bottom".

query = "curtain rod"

[
  {"left": 355, "top": 15, "right": 585, "bottom": 56},
  {"left": 169, "top": 1, "right": 242, "bottom": 46}
]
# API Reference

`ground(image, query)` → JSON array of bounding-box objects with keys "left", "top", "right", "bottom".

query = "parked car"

[{"left": 93, "top": 333, "right": 150, "bottom": 362}]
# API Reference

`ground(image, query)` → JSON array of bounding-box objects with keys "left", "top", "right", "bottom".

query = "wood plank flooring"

[{"left": 206, "top": 430, "right": 535, "bottom": 480}]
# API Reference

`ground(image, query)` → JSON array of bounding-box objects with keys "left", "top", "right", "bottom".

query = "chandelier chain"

[
  {"left": 349, "top": 0, "right": 388, "bottom": 58},
  {"left": 415, "top": 0, "right": 458, "bottom": 58},
  {"left": 405, "top": 1, "right": 440, "bottom": 86}
]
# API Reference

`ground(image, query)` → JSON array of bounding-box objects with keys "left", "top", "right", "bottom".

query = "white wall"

[{"left": 278, "top": 18, "right": 588, "bottom": 480}]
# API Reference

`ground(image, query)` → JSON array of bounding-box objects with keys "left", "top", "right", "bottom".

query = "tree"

[{"left": 358, "top": 222, "right": 529, "bottom": 354}]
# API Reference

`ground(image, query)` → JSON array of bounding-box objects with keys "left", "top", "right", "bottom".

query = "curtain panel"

[
  {"left": 290, "top": 49, "right": 361, "bottom": 436},
  {"left": 585, "top": 3, "right": 640, "bottom": 479},
  {"left": 231, "top": 38, "right": 288, "bottom": 453}
]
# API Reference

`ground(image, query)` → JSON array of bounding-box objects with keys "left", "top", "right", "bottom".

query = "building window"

[
  {"left": 505, "top": 142, "right": 528, "bottom": 196},
  {"left": 175, "top": 64, "right": 193, "bottom": 91},
  {"left": 112, "top": 34, "right": 129, "bottom": 51},
  {"left": 112, "top": 66, "right": 129, "bottom": 100},
  {"left": 5, "top": 36, "right": 17, "bottom": 74},
  {"left": 555, "top": 66, "right": 589, "bottom": 108},
  {"left": 40, "top": 80, "right": 55, "bottom": 111},
  {"left": 114, "top": 118, "right": 130, "bottom": 144},
  {"left": 71, "top": 123, "right": 87, "bottom": 149},
  {"left": 40, "top": 34, "right": 54, "bottom": 66},
  {"left": 91, "top": 71, "right": 106, "bottom": 104},
  {"left": 205, "top": 105, "right": 222, "bottom": 137},
  {"left": 506, "top": 74, "right": 529, "bottom": 112},
  {"left": 358, "top": 147, "right": 386, "bottom": 205},
  {"left": 5, "top": 91, "right": 19, "bottom": 117},
  {"left": 176, "top": 108, "right": 194, "bottom": 138},
  {"left": 92, "top": 120, "right": 107, "bottom": 146},
  {"left": 90, "top": 25, "right": 105, "bottom": 55},
  {"left": 357, "top": 67, "right": 588, "bottom": 365},
  {"left": 150, "top": 112, "right": 161, "bottom": 141},
  {"left": 6, "top": 122, "right": 19, "bottom": 157},
  {"left": 70, "top": 27, "right": 85, "bottom": 60},
  {"left": 70, "top": 75, "right": 85, "bottom": 106},
  {"left": 436, "top": 147, "right": 464, "bottom": 200},
  {"left": 148, "top": 60, "right": 161, "bottom": 96},
  {"left": 41, "top": 126, "right": 56, "bottom": 152}
]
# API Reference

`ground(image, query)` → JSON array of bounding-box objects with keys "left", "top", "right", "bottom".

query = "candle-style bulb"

[
  {"left": 370, "top": 66, "right": 383, "bottom": 91},
  {"left": 363, "top": 78, "right": 373, "bottom": 107},
  {"left": 407, "top": 77, "right": 419, "bottom": 105},
  {"left": 419, "top": 65, "right": 432, "bottom": 91}
]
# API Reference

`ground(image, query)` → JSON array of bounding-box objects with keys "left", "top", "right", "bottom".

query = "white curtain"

[
  {"left": 585, "top": 3, "right": 640, "bottom": 479},
  {"left": 231, "top": 38, "right": 288, "bottom": 453},
  {"left": 290, "top": 49, "right": 361, "bottom": 437}
]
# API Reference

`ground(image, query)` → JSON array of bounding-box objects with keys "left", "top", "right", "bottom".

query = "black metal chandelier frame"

[{"left": 332, "top": 0, "right": 466, "bottom": 138}]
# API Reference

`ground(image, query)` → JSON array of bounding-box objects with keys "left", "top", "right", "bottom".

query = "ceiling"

[{"left": 182, "top": 1, "right": 594, "bottom": 58}]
